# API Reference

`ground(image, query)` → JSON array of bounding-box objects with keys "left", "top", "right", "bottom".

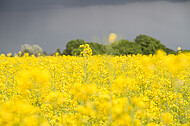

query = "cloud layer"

[
  {"left": 0, "top": 0, "right": 189, "bottom": 11},
  {"left": 0, "top": 0, "right": 190, "bottom": 54}
]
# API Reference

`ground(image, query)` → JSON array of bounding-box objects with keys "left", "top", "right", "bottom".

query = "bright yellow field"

[{"left": 0, "top": 50, "right": 189, "bottom": 125}]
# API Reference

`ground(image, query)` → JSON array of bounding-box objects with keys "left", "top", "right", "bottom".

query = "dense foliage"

[
  {"left": 21, "top": 44, "right": 46, "bottom": 56},
  {"left": 61, "top": 35, "right": 176, "bottom": 56},
  {"left": 62, "top": 39, "right": 105, "bottom": 56},
  {"left": 110, "top": 39, "right": 142, "bottom": 55},
  {"left": 134, "top": 34, "right": 167, "bottom": 55},
  {"left": 63, "top": 39, "right": 85, "bottom": 56},
  {"left": 0, "top": 46, "right": 189, "bottom": 125}
]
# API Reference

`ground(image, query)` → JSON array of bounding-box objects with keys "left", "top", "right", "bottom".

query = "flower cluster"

[
  {"left": 79, "top": 44, "right": 92, "bottom": 57},
  {"left": 0, "top": 50, "right": 189, "bottom": 125}
]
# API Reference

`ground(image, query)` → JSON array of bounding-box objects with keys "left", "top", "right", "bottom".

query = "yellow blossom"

[{"left": 108, "top": 33, "right": 117, "bottom": 43}]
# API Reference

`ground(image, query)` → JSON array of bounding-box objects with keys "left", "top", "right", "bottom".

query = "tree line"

[
  {"left": 21, "top": 34, "right": 189, "bottom": 56},
  {"left": 58, "top": 34, "right": 177, "bottom": 56}
]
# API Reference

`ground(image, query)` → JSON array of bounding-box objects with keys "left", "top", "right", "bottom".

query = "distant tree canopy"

[
  {"left": 21, "top": 44, "right": 45, "bottom": 56},
  {"left": 63, "top": 39, "right": 106, "bottom": 56},
  {"left": 56, "top": 48, "right": 61, "bottom": 54},
  {"left": 60, "top": 34, "right": 176, "bottom": 56},
  {"left": 110, "top": 40, "right": 142, "bottom": 55},
  {"left": 166, "top": 48, "right": 177, "bottom": 55},
  {"left": 63, "top": 39, "right": 85, "bottom": 55},
  {"left": 181, "top": 50, "right": 190, "bottom": 53},
  {"left": 134, "top": 34, "right": 167, "bottom": 55},
  {"left": 86, "top": 42, "right": 106, "bottom": 55}
]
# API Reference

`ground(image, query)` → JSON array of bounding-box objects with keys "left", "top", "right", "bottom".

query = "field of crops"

[{"left": 0, "top": 47, "right": 189, "bottom": 125}]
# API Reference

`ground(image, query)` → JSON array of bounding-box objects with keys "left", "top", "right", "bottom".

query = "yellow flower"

[
  {"left": 0, "top": 54, "right": 5, "bottom": 57},
  {"left": 80, "top": 44, "right": 92, "bottom": 57},
  {"left": 162, "top": 112, "right": 173, "bottom": 125},
  {"left": 131, "top": 96, "right": 145, "bottom": 108},
  {"left": 7, "top": 53, "right": 12, "bottom": 57},
  {"left": 108, "top": 33, "right": 117, "bottom": 43},
  {"left": 0, "top": 48, "right": 189, "bottom": 125},
  {"left": 177, "top": 46, "right": 181, "bottom": 51}
]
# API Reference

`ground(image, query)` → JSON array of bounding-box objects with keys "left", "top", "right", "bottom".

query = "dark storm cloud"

[
  {"left": 0, "top": 0, "right": 190, "bottom": 54},
  {"left": 0, "top": 0, "right": 189, "bottom": 11}
]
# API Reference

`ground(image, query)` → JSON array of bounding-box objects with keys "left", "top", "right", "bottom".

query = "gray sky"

[{"left": 0, "top": 0, "right": 190, "bottom": 54}]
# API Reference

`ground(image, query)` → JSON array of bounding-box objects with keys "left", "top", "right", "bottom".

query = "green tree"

[
  {"left": 86, "top": 42, "right": 106, "bottom": 55},
  {"left": 71, "top": 48, "right": 83, "bottom": 56},
  {"left": 21, "top": 44, "right": 45, "bottom": 56},
  {"left": 63, "top": 39, "right": 85, "bottom": 55},
  {"left": 110, "top": 40, "right": 142, "bottom": 55},
  {"left": 63, "top": 35, "right": 176, "bottom": 56},
  {"left": 56, "top": 48, "right": 61, "bottom": 55},
  {"left": 166, "top": 48, "right": 177, "bottom": 55},
  {"left": 135, "top": 34, "right": 167, "bottom": 55},
  {"left": 181, "top": 50, "right": 190, "bottom": 53},
  {"left": 63, "top": 40, "right": 106, "bottom": 56}
]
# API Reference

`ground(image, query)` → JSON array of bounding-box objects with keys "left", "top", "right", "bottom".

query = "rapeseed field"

[{"left": 0, "top": 45, "right": 189, "bottom": 125}]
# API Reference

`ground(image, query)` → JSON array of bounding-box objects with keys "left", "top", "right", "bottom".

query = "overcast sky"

[{"left": 0, "top": 0, "right": 190, "bottom": 54}]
